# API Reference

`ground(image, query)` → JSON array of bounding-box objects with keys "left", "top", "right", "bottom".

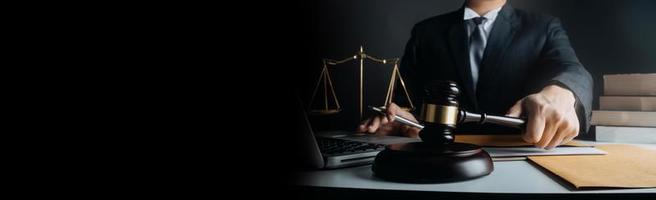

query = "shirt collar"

[{"left": 463, "top": 6, "right": 503, "bottom": 21}]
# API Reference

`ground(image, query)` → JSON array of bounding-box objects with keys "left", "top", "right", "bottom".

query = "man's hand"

[
  {"left": 357, "top": 103, "right": 421, "bottom": 138},
  {"left": 506, "top": 85, "right": 579, "bottom": 149}
]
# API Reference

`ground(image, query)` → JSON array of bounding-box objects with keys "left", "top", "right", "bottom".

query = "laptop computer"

[{"left": 295, "top": 99, "right": 419, "bottom": 169}]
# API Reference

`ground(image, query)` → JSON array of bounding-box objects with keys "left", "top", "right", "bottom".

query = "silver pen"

[{"left": 368, "top": 106, "right": 425, "bottom": 129}]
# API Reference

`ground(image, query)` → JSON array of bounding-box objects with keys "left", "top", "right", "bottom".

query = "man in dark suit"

[{"left": 358, "top": 0, "right": 593, "bottom": 149}]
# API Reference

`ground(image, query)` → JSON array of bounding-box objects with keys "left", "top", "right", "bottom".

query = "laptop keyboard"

[{"left": 317, "top": 137, "right": 386, "bottom": 156}]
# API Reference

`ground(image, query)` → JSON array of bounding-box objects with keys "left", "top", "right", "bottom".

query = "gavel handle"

[{"left": 459, "top": 111, "right": 526, "bottom": 129}]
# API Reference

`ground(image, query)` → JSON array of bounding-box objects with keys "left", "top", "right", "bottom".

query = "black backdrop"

[{"left": 294, "top": 0, "right": 656, "bottom": 131}]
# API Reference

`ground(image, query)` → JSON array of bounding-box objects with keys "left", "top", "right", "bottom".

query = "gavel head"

[{"left": 419, "top": 80, "right": 461, "bottom": 145}]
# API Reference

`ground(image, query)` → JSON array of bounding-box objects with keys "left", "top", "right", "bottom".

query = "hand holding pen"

[{"left": 356, "top": 103, "right": 422, "bottom": 138}]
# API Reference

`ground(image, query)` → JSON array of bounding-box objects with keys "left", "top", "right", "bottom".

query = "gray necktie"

[{"left": 469, "top": 17, "right": 487, "bottom": 91}]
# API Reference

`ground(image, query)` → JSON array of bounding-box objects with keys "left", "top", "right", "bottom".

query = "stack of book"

[{"left": 591, "top": 73, "right": 656, "bottom": 143}]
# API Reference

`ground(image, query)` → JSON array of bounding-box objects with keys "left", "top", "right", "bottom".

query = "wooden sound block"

[{"left": 372, "top": 142, "right": 494, "bottom": 183}]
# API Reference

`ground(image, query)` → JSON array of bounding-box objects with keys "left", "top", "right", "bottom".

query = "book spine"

[
  {"left": 603, "top": 74, "right": 656, "bottom": 96},
  {"left": 591, "top": 111, "right": 656, "bottom": 127},
  {"left": 595, "top": 126, "right": 656, "bottom": 143},
  {"left": 599, "top": 96, "right": 656, "bottom": 111}
]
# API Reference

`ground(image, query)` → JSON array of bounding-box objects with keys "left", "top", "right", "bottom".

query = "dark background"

[{"left": 294, "top": 0, "right": 656, "bottom": 131}]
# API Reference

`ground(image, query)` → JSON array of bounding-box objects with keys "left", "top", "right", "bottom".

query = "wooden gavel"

[
  {"left": 372, "top": 80, "right": 526, "bottom": 144},
  {"left": 414, "top": 80, "right": 526, "bottom": 144},
  {"left": 372, "top": 80, "right": 499, "bottom": 183}
]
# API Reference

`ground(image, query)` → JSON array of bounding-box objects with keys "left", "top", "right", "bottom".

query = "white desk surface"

[{"left": 291, "top": 142, "right": 656, "bottom": 194}]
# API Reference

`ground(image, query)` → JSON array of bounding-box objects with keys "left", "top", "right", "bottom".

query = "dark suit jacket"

[{"left": 399, "top": 4, "right": 593, "bottom": 134}]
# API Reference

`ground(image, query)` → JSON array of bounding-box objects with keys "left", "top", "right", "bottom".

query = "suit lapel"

[
  {"left": 477, "top": 4, "right": 519, "bottom": 94},
  {"left": 447, "top": 9, "right": 478, "bottom": 109}
]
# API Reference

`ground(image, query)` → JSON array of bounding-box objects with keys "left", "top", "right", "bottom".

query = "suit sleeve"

[
  {"left": 539, "top": 17, "right": 594, "bottom": 134},
  {"left": 398, "top": 25, "right": 423, "bottom": 115}
]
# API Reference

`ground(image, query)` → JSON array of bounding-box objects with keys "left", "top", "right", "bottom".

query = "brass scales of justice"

[{"left": 308, "top": 46, "right": 415, "bottom": 119}]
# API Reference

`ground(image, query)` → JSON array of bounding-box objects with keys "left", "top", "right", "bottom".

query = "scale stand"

[{"left": 308, "top": 46, "right": 415, "bottom": 119}]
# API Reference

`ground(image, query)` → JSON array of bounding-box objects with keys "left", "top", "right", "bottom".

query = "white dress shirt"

[{"left": 464, "top": 6, "right": 503, "bottom": 41}]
